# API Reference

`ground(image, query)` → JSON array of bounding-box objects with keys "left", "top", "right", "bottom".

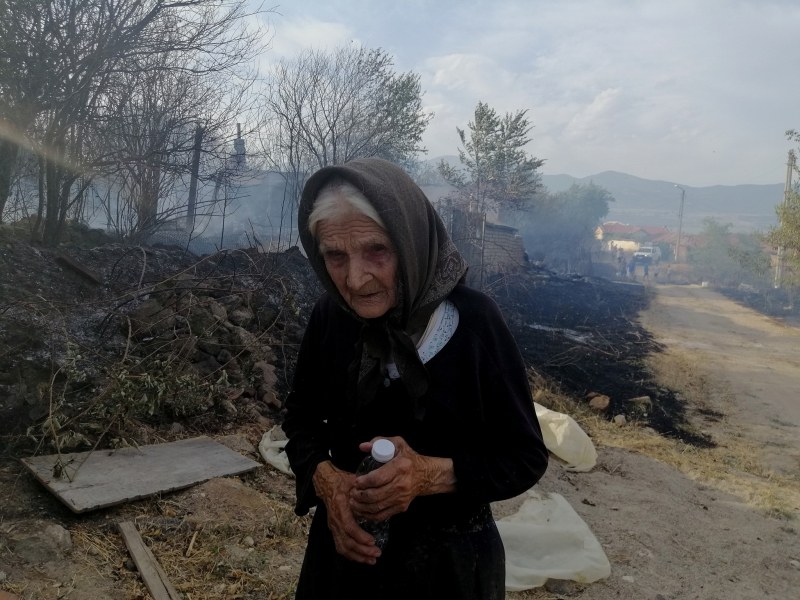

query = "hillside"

[
  {"left": 541, "top": 171, "right": 782, "bottom": 233},
  {"left": 427, "top": 156, "right": 783, "bottom": 233}
]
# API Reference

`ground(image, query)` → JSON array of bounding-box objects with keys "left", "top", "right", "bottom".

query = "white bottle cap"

[{"left": 371, "top": 439, "right": 396, "bottom": 463}]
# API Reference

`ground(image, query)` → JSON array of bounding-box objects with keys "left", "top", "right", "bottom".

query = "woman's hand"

[
  {"left": 349, "top": 436, "right": 456, "bottom": 523},
  {"left": 312, "top": 461, "right": 383, "bottom": 564}
]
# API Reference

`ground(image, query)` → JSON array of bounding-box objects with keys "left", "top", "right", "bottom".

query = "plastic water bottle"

[{"left": 355, "top": 438, "right": 395, "bottom": 550}]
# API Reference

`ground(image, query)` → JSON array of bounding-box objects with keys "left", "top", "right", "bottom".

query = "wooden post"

[
  {"left": 118, "top": 521, "right": 181, "bottom": 600},
  {"left": 185, "top": 123, "right": 204, "bottom": 230}
]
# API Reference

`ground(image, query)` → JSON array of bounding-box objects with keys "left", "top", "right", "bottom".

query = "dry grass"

[
  {"left": 126, "top": 480, "right": 307, "bottom": 600},
  {"left": 36, "top": 466, "right": 312, "bottom": 600}
]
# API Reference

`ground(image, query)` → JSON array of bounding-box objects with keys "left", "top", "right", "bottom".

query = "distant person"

[
  {"left": 643, "top": 262, "right": 650, "bottom": 281},
  {"left": 627, "top": 258, "right": 636, "bottom": 280}
]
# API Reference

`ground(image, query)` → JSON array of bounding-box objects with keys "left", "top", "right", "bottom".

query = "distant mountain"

[
  {"left": 427, "top": 157, "right": 783, "bottom": 233},
  {"left": 540, "top": 171, "right": 782, "bottom": 233}
]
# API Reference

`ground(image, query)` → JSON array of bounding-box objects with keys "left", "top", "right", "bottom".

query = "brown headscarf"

[{"left": 299, "top": 158, "right": 468, "bottom": 416}]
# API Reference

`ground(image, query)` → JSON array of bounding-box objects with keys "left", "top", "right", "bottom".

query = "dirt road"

[
  {"left": 509, "top": 283, "right": 800, "bottom": 600},
  {"left": 639, "top": 284, "right": 800, "bottom": 476}
]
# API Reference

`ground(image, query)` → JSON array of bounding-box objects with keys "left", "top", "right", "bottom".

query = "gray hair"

[{"left": 307, "top": 177, "right": 385, "bottom": 237}]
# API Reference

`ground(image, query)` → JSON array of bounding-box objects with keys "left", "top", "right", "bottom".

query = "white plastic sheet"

[
  {"left": 497, "top": 489, "right": 611, "bottom": 590},
  {"left": 258, "top": 425, "right": 293, "bottom": 476},
  {"left": 534, "top": 402, "right": 597, "bottom": 472}
]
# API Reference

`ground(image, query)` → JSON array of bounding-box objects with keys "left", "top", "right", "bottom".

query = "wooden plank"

[
  {"left": 118, "top": 521, "right": 181, "bottom": 600},
  {"left": 55, "top": 252, "right": 103, "bottom": 285},
  {"left": 20, "top": 436, "right": 260, "bottom": 513}
]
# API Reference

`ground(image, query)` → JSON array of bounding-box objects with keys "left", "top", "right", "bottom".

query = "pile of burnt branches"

[{"left": 0, "top": 221, "right": 709, "bottom": 452}]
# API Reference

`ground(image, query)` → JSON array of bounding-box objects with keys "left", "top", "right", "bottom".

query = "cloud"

[
  {"left": 258, "top": 0, "right": 800, "bottom": 185},
  {"left": 270, "top": 18, "right": 354, "bottom": 57},
  {"left": 563, "top": 88, "right": 623, "bottom": 141},
  {"left": 422, "top": 54, "right": 511, "bottom": 95}
]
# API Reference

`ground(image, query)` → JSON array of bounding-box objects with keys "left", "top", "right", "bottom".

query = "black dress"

[{"left": 283, "top": 284, "right": 548, "bottom": 600}]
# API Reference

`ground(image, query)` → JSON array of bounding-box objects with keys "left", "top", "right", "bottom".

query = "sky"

[{"left": 254, "top": 0, "right": 799, "bottom": 187}]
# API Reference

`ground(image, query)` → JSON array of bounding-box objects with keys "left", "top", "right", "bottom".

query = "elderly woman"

[{"left": 283, "top": 158, "right": 548, "bottom": 600}]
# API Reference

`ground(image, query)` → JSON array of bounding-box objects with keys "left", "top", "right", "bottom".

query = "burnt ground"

[
  {"left": 489, "top": 270, "right": 710, "bottom": 445},
  {"left": 0, "top": 222, "right": 706, "bottom": 461}
]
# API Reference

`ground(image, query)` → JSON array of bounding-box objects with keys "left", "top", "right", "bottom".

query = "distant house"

[{"left": 595, "top": 221, "right": 673, "bottom": 254}]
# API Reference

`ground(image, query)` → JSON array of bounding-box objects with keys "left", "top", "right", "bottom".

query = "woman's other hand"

[
  {"left": 312, "top": 461, "right": 382, "bottom": 564},
  {"left": 349, "top": 437, "right": 457, "bottom": 522}
]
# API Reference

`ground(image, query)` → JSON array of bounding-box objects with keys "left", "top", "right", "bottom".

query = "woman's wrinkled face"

[{"left": 317, "top": 213, "right": 398, "bottom": 319}]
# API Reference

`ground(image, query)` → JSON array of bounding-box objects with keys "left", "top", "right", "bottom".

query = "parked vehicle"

[{"left": 633, "top": 245, "right": 661, "bottom": 264}]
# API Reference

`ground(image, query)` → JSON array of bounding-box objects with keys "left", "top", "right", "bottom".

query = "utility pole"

[
  {"left": 774, "top": 150, "right": 796, "bottom": 288},
  {"left": 186, "top": 123, "right": 204, "bottom": 231},
  {"left": 478, "top": 212, "right": 487, "bottom": 290},
  {"left": 673, "top": 184, "right": 686, "bottom": 263}
]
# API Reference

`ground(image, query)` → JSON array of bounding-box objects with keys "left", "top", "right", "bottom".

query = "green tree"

[
  {"left": 517, "top": 183, "right": 613, "bottom": 274},
  {"left": 438, "top": 101, "right": 544, "bottom": 214},
  {"left": 767, "top": 132, "right": 800, "bottom": 288},
  {"left": 690, "top": 218, "right": 771, "bottom": 287}
]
